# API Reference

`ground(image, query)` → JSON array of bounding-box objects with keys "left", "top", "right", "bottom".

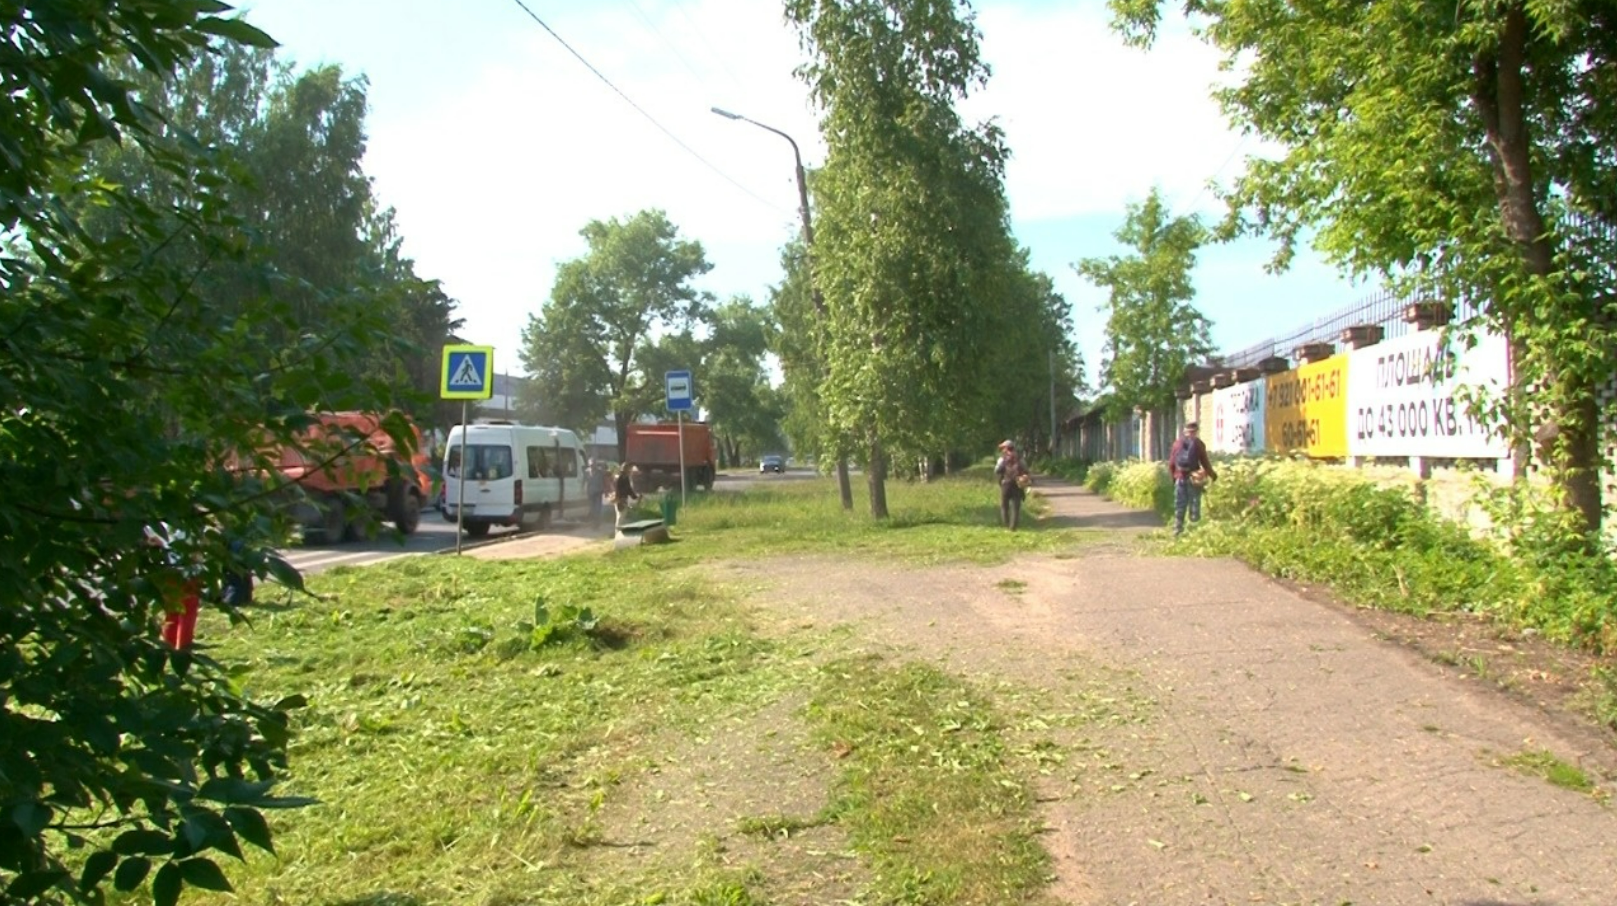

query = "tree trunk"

[
  {"left": 836, "top": 454, "right": 854, "bottom": 511},
  {"left": 1473, "top": 3, "right": 1603, "bottom": 537},
  {"left": 866, "top": 434, "right": 888, "bottom": 519}
]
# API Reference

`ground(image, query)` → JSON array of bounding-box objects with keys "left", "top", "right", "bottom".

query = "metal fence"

[{"left": 1216, "top": 210, "right": 1613, "bottom": 369}]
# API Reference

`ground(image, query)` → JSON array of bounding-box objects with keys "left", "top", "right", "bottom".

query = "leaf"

[
  {"left": 6, "top": 870, "right": 69, "bottom": 900},
  {"left": 112, "top": 828, "right": 173, "bottom": 856},
  {"left": 11, "top": 801, "right": 51, "bottom": 836},
  {"left": 224, "top": 807, "right": 274, "bottom": 854},
  {"left": 179, "top": 857, "right": 233, "bottom": 891},
  {"left": 272, "top": 692, "right": 309, "bottom": 710},
  {"left": 198, "top": 777, "right": 275, "bottom": 805},
  {"left": 265, "top": 554, "right": 305, "bottom": 593},
  {"left": 255, "top": 795, "right": 319, "bottom": 810},
  {"left": 113, "top": 856, "right": 151, "bottom": 892},
  {"left": 193, "top": 16, "right": 279, "bottom": 48},
  {"left": 79, "top": 850, "right": 118, "bottom": 891},
  {"left": 152, "top": 861, "right": 182, "bottom": 906}
]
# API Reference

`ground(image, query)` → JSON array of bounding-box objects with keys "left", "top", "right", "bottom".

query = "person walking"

[
  {"left": 613, "top": 463, "right": 640, "bottom": 529},
  {"left": 1167, "top": 421, "right": 1216, "bottom": 536},
  {"left": 993, "top": 440, "right": 1031, "bottom": 530}
]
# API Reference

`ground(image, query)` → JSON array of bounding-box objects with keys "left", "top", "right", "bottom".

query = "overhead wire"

[
  {"left": 1168, "top": 133, "right": 1251, "bottom": 225},
  {"left": 666, "top": 0, "right": 753, "bottom": 96},
  {"left": 505, "top": 0, "right": 786, "bottom": 214},
  {"left": 619, "top": 0, "right": 709, "bottom": 86}
]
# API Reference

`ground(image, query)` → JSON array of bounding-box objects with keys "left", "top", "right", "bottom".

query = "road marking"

[{"left": 282, "top": 548, "right": 422, "bottom": 574}]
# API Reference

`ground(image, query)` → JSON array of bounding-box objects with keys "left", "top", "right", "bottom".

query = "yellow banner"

[{"left": 1264, "top": 355, "right": 1349, "bottom": 457}]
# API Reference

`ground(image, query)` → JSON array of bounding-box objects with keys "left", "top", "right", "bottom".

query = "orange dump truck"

[
  {"left": 624, "top": 421, "right": 717, "bottom": 491},
  {"left": 276, "top": 411, "right": 430, "bottom": 542}
]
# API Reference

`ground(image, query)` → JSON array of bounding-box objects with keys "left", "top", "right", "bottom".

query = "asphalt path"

[
  {"left": 277, "top": 467, "right": 819, "bottom": 575},
  {"left": 276, "top": 511, "right": 525, "bottom": 575}
]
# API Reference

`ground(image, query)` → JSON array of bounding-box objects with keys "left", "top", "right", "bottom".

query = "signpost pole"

[
  {"left": 441, "top": 344, "right": 493, "bottom": 554},
  {"left": 678, "top": 410, "right": 687, "bottom": 508},
  {"left": 456, "top": 400, "right": 467, "bottom": 555}
]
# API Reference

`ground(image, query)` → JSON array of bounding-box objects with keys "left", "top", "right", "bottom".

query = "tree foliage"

[
  {"left": 1, "top": 5, "right": 435, "bottom": 903},
  {"left": 769, "top": 240, "right": 835, "bottom": 465},
  {"left": 700, "top": 299, "right": 788, "bottom": 465},
  {"left": 518, "top": 210, "right": 712, "bottom": 455},
  {"left": 1110, "top": 0, "right": 1616, "bottom": 537},
  {"left": 786, "top": 0, "right": 1030, "bottom": 515},
  {"left": 1075, "top": 187, "right": 1212, "bottom": 420},
  {"left": 985, "top": 263, "right": 1086, "bottom": 456},
  {"left": 77, "top": 45, "right": 461, "bottom": 429}
]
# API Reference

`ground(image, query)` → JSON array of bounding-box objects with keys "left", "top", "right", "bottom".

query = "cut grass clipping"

[
  {"left": 809, "top": 655, "right": 1053, "bottom": 905},
  {"left": 149, "top": 471, "right": 1087, "bottom": 905}
]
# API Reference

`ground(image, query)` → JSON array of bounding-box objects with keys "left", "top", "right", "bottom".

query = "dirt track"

[{"left": 479, "top": 479, "right": 1617, "bottom": 905}]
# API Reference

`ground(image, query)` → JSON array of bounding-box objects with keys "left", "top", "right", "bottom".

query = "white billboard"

[
  {"left": 1210, "top": 379, "right": 1265, "bottom": 455},
  {"left": 1346, "top": 330, "right": 1510, "bottom": 458}
]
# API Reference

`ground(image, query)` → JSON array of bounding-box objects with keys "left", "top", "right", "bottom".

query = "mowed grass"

[
  {"left": 165, "top": 472, "right": 1110, "bottom": 905},
  {"left": 641, "top": 466, "right": 1091, "bottom": 567}
]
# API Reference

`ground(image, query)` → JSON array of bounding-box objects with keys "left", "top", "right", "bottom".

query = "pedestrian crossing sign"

[{"left": 441, "top": 345, "right": 494, "bottom": 400}]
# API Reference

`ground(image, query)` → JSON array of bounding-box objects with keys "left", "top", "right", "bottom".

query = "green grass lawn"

[{"left": 162, "top": 472, "right": 1118, "bottom": 905}]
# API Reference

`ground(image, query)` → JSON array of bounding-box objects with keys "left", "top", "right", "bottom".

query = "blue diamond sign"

[{"left": 441, "top": 345, "right": 493, "bottom": 400}]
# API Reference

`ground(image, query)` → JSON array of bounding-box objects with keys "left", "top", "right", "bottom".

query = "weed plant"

[
  {"left": 1167, "top": 458, "right": 1617, "bottom": 652},
  {"left": 1035, "top": 456, "right": 1090, "bottom": 484},
  {"left": 173, "top": 472, "right": 1095, "bottom": 905},
  {"left": 1105, "top": 460, "right": 1173, "bottom": 520},
  {"left": 1084, "top": 460, "right": 1119, "bottom": 495}
]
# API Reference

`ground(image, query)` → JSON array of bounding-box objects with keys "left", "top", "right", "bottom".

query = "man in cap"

[{"left": 993, "top": 439, "right": 1030, "bottom": 530}]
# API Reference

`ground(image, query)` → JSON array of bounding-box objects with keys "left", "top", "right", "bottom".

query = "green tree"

[
  {"left": 1110, "top": 0, "right": 1616, "bottom": 538},
  {"left": 518, "top": 210, "right": 713, "bottom": 455},
  {"left": 770, "top": 241, "right": 830, "bottom": 463},
  {"left": 984, "top": 264, "right": 1085, "bottom": 458},
  {"left": 701, "top": 298, "right": 788, "bottom": 466},
  {"left": 79, "top": 46, "right": 461, "bottom": 425},
  {"left": 786, "top": 0, "right": 1023, "bottom": 518},
  {"left": 1075, "top": 187, "right": 1213, "bottom": 420},
  {"left": 1, "top": 5, "right": 416, "bottom": 904}
]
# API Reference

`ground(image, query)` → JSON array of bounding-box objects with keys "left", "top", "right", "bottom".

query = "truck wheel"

[
  {"left": 701, "top": 468, "right": 714, "bottom": 491},
  {"left": 465, "top": 523, "right": 490, "bottom": 538},
  {"left": 394, "top": 492, "right": 422, "bottom": 535},
  {"left": 319, "top": 496, "right": 345, "bottom": 544}
]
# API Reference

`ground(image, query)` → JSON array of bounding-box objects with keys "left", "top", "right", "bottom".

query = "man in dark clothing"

[
  {"left": 1167, "top": 421, "right": 1217, "bottom": 536},
  {"left": 993, "top": 440, "right": 1030, "bottom": 530},
  {"left": 613, "top": 464, "right": 640, "bottom": 529}
]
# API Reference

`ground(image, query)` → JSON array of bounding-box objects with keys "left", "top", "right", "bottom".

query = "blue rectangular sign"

[{"left": 665, "top": 370, "right": 693, "bottom": 412}]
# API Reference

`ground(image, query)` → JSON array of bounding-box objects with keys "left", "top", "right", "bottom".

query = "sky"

[{"left": 234, "top": 0, "right": 1374, "bottom": 385}]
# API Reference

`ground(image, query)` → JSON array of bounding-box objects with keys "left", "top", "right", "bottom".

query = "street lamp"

[
  {"left": 712, "top": 106, "right": 854, "bottom": 510},
  {"left": 710, "top": 107, "right": 815, "bottom": 253}
]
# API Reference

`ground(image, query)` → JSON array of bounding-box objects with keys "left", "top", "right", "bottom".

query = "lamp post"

[
  {"left": 711, "top": 106, "right": 853, "bottom": 510},
  {"left": 711, "top": 107, "right": 816, "bottom": 255}
]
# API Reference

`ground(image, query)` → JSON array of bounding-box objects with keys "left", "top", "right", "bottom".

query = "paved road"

[
  {"left": 279, "top": 468, "right": 813, "bottom": 574},
  {"left": 277, "top": 511, "right": 527, "bottom": 575}
]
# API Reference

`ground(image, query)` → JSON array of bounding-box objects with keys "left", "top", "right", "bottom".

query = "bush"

[
  {"left": 1084, "top": 461, "right": 1119, "bottom": 495},
  {"left": 1107, "top": 460, "right": 1172, "bottom": 521},
  {"left": 1037, "top": 456, "right": 1090, "bottom": 484},
  {"left": 1182, "top": 458, "right": 1617, "bottom": 652}
]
